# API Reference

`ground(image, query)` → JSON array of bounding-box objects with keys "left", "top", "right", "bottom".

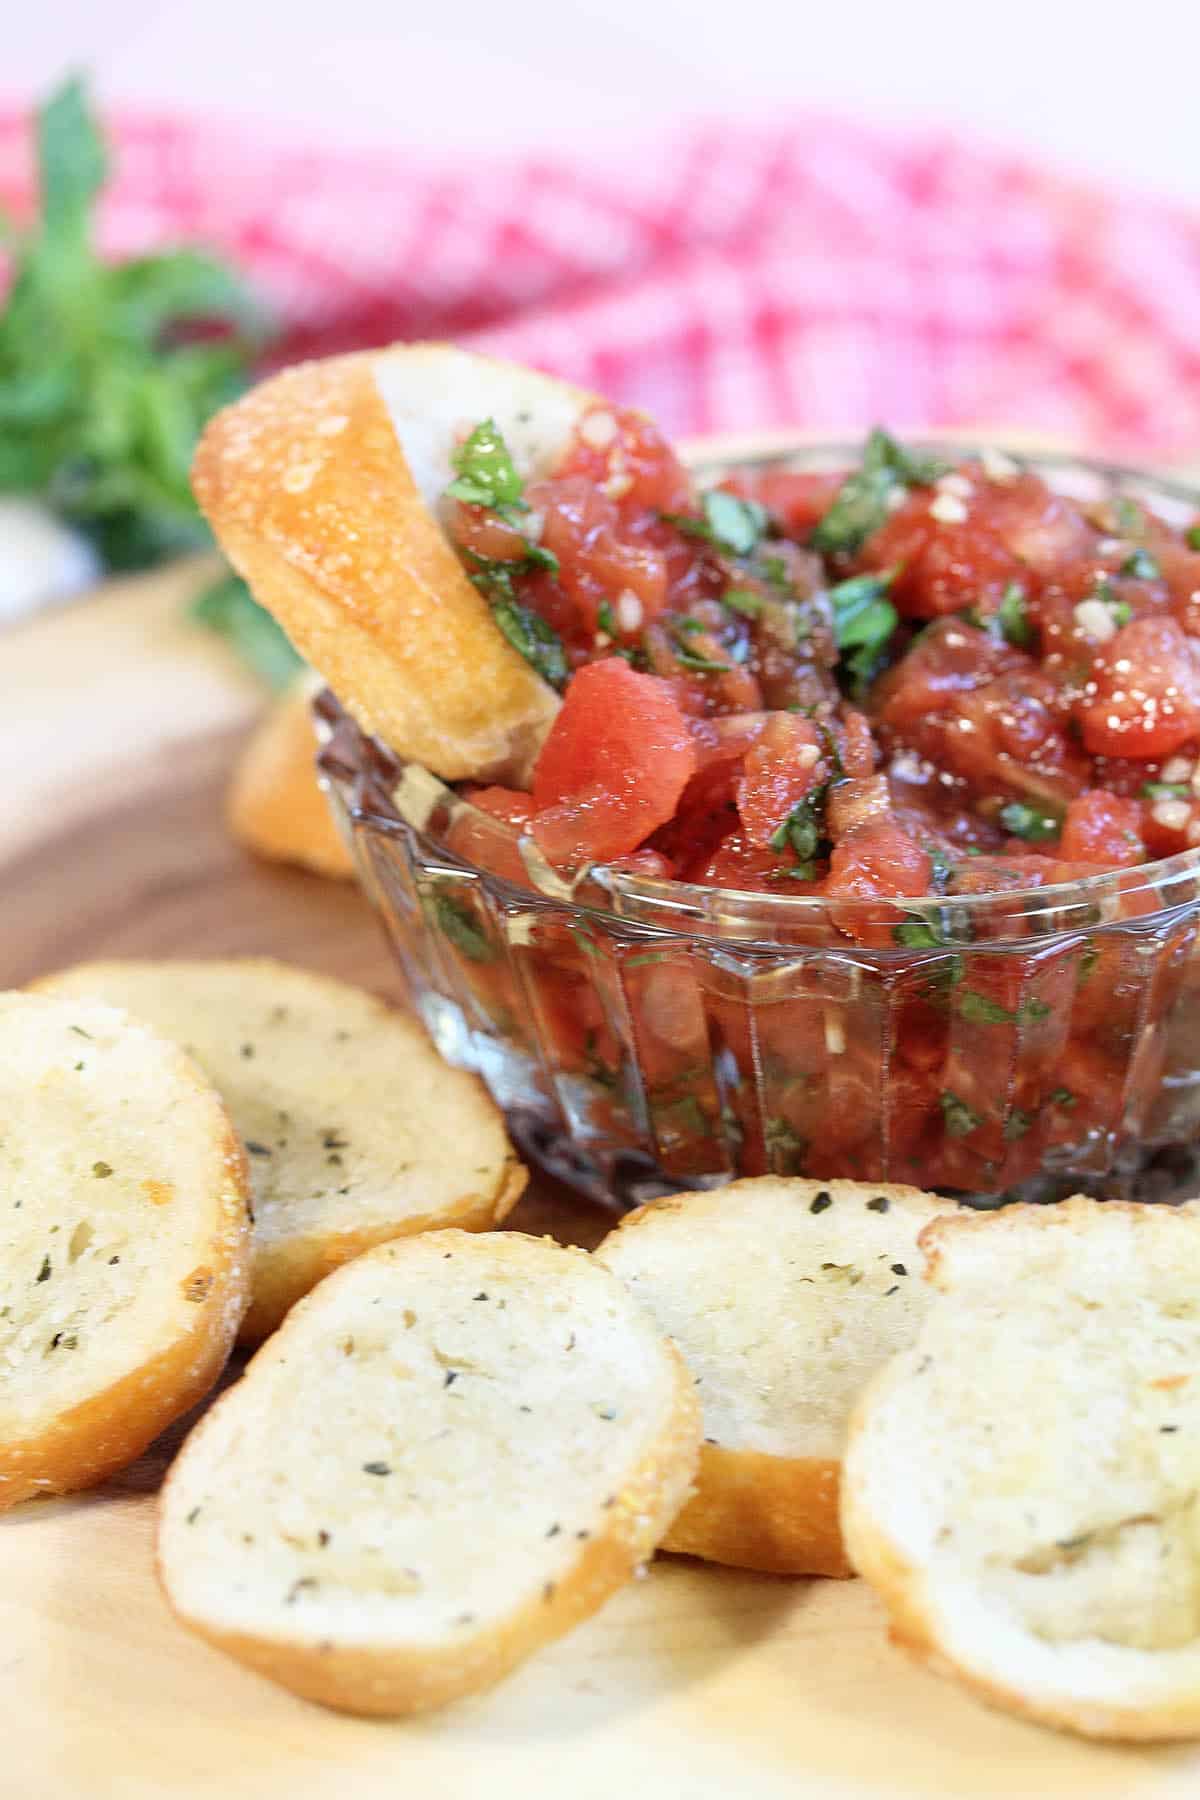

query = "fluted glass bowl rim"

[{"left": 317, "top": 436, "right": 1200, "bottom": 950}]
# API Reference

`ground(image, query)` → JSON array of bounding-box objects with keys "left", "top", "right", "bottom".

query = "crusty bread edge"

[
  {"left": 0, "top": 1064, "right": 250, "bottom": 1511},
  {"left": 158, "top": 1232, "right": 701, "bottom": 1716},
  {"left": 239, "top": 1156, "right": 528, "bottom": 1344},
  {"left": 663, "top": 1445, "right": 851, "bottom": 1577},
  {"left": 226, "top": 678, "right": 355, "bottom": 880},
  {"left": 841, "top": 1200, "right": 1200, "bottom": 1743},
  {"left": 193, "top": 346, "right": 568, "bottom": 784},
  {"left": 601, "top": 1176, "right": 957, "bottom": 1579}
]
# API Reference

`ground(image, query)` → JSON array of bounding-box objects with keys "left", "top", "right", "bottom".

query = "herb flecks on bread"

[
  {"left": 158, "top": 1231, "right": 701, "bottom": 1715},
  {"left": 32, "top": 960, "right": 526, "bottom": 1343},
  {"left": 0, "top": 991, "right": 249, "bottom": 1509},
  {"left": 598, "top": 1177, "right": 961, "bottom": 1574},
  {"left": 841, "top": 1197, "right": 1200, "bottom": 1741}
]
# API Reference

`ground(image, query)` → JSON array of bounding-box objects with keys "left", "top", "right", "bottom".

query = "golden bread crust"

[
  {"left": 227, "top": 680, "right": 355, "bottom": 879},
  {"left": 193, "top": 349, "right": 561, "bottom": 783}
]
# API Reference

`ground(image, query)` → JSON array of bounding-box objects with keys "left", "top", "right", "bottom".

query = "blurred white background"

[{"left": 10, "top": 0, "right": 1200, "bottom": 201}]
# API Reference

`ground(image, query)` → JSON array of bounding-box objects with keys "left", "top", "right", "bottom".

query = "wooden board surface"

[{"left": 4, "top": 562, "right": 1200, "bottom": 1800}]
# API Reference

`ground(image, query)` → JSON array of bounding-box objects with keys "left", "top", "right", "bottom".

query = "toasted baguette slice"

[
  {"left": 596, "top": 1177, "right": 961, "bottom": 1575},
  {"left": 842, "top": 1198, "right": 1200, "bottom": 1741},
  {"left": 193, "top": 344, "right": 599, "bottom": 784},
  {"left": 159, "top": 1229, "right": 701, "bottom": 1715},
  {"left": 0, "top": 992, "right": 249, "bottom": 1509},
  {"left": 32, "top": 961, "right": 526, "bottom": 1344},
  {"left": 228, "top": 674, "right": 354, "bottom": 879}
]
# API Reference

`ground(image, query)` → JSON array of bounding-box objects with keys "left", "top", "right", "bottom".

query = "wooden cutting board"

[{"left": 4, "top": 559, "right": 1199, "bottom": 1800}]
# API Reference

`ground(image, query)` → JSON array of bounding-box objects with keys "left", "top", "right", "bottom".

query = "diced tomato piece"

[
  {"left": 724, "top": 469, "right": 844, "bottom": 537},
  {"left": 1076, "top": 618, "right": 1200, "bottom": 759},
  {"left": 984, "top": 472, "right": 1092, "bottom": 574},
  {"left": 450, "top": 787, "right": 535, "bottom": 885},
  {"left": 874, "top": 619, "right": 1028, "bottom": 734},
  {"left": 825, "top": 821, "right": 932, "bottom": 901},
  {"left": 531, "top": 661, "right": 697, "bottom": 865},
  {"left": 860, "top": 489, "right": 1027, "bottom": 619},
  {"left": 1058, "top": 791, "right": 1145, "bottom": 867},
  {"left": 736, "top": 714, "right": 827, "bottom": 847},
  {"left": 553, "top": 405, "right": 693, "bottom": 515},
  {"left": 691, "top": 831, "right": 820, "bottom": 894},
  {"left": 826, "top": 775, "right": 893, "bottom": 841},
  {"left": 463, "top": 786, "right": 535, "bottom": 829}
]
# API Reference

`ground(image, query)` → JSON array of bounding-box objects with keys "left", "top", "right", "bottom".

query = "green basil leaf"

[
  {"left": 492, "top": 599, "right": 568, "bottom": 688},
  {"left": 810, "top": 428, "right": 948, "bottom": 555},
  {"left": 722, "top": 588, "right": 765, "bottom": 618},
  {"left": 939, "top": 1090, "right": 982, "bottom": 1137},
  {"left": 190, "top": 573, "right": 304, "bottom": 691},
  {"left": 1121, "top": 547, "right": 1160, "bottom": 581},
  {"left": 1187, "top": 525, "right": 1200, "bottom": 552},
  {"left": 37, "top": 76, "right": 106, "bottom": 239},
  {"left": 997, "top": 581, "right": 1033, "bottom": 647},
  {"left": 998, "top": 800, "right": 1061, "bottom": 843},
  {"left": 447, "top": 418, "right": 528, "bottom": 514}
]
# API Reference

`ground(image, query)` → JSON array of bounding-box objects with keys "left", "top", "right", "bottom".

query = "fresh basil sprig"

[
  {"left": 810, "top": 428, "right": 948, "bottom": 556},
  {"left": 0, "top": 77, "right": 270, "bottom": 570}
]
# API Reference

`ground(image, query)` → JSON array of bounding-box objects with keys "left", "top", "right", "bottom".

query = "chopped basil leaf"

[
  {"left": 769, "top": 792, "right": 826, "bottom": 864},
  {"left": 810, "top": 428, "right": 948, "bottom": 555},
  {"left": 958, "top": 989, "right": 1014, "bottom": 1024},
  {"left": 492, "top": 599, "right": 568, "bottom": 688},
  {"left": 664, "top": 490, "right": 768, "bottom": 557},
  {"left": 765, "top": 1116, "right": 807, "bottom": 1172},
  {"left": 998, "top": 800, "right": 1061, "bottom": 843},
  {"left": 597, "top": 599, "right": 616, "bottom": 636},
  {"left": 1049, "top": 1086, "right": 1076, "bottom": 1109},
  {"left": 1121, "top": 548, "right": 1160, "bottom": 581},
  {"left": 1003, "top": 1108, "right": 1034, "bottom": 1141},
  {"left": 939, "top": 1091, "right": 982, "bottom": 1137},
  {"left": 704, "top": 490, "right": 767, "bottom": 555},
  {"left": 1142, "top": 781, "right": 1191, "bottom": 800},
  {"left": 893, "top": 918, "right": 943, "bottom": 949},
  {"left": 1113, "top": 497, "right": 1145, "bottom": 538},
  {"left": 998, "top": 582, "right": 1033, "bottom": 648},
  {"left": 1188, "top": 525, "right": 1200, "bottom": 552},
  {"left": 430, "top": 894, "right": 494, "bottom": 962},
  {"left": 722, "top": 588, "right": 765, "bottom": 618},
  {"left": 958, "top": 990, "right": 1051, "bottom": 1026},
  {"left": 828, "top": 568, "right": 899, "bottom": 688},
  {"left": 446, "top": 418, "right": 528, "bottom": 515},
  {"left": 672, "top": 632, "right": 731, "bottom": 673},
  {"left": 1078, "top": 939, "right": 1099, "bottom": 982}
]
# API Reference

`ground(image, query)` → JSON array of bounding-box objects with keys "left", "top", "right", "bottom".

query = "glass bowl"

[{"left": 316, "top": 441, "right": 1200, "bottom": 1209}]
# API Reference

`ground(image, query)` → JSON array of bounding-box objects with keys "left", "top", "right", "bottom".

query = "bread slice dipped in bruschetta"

[{"left": 193, "top": 345, "right": 602, "bottom": 786}]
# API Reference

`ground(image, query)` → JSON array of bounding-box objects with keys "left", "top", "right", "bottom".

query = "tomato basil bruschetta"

[{"left": 195, "top": 343, "right": 1200, "bottom": 900}]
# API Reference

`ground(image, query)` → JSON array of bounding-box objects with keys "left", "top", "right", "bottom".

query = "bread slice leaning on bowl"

[
  {"left": 596, "top": 1177, "right": 963, "bottom": 1576},
  {"left": 841, "top": 1197, "right": 1200, "bottom": 1741},
  {"left": 158, "top": 1230, "right": 701, "bottom": 1716},
  {"left": 193, "top": 344, "right": 600, "bottom": 785}
]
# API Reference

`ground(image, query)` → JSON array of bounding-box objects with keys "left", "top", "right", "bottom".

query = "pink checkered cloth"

[{"left": 3, "top": 108, "right": 1199, "bottom": 456}]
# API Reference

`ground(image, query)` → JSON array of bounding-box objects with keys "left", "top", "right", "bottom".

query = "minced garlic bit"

[
  {"left": 522, "top": 509, "right": 545, "bottom": 543},
  {"left": 1073, "top": 598, "right": 1119, "bottom": 644},
  {"left": 616, "top": 589, "right": 644, "bottom": 634},
  {"left": 1162, "top": 755, "right": 1194, "bottom": 783},
  {"left": 796, "top": 742, "right": 821, "bottom": 770},
  {"left": 929, "top": 491, "right": 969, "bottom": 525},
  {"left": 937, "top": 472, "right": 974, "bottom": 500},
  {"left": 1154, "top": 798, "right": 1192, "bottom": 833},
  {"left": 579, "top": 410, "right": 618, "bottom": 450},
  {"left": 603, "top": 472, "right": 634, "bottom": 500},
  {"left": 824, "top": 1012, "right": 846, "bottom": 1057},
  {"left": 980, "top": 447, "right": 1020, "bottom": 483}
]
